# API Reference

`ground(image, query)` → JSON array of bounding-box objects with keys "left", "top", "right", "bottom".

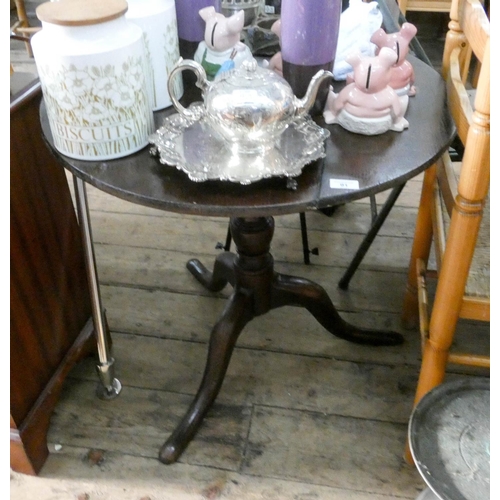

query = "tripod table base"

[{"left": 159, "top": 216, "right": 403, "bottom": 464}]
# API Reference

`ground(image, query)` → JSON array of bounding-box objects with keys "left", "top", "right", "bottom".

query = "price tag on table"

[{"left": 329, "top": 178, "right": 360, "bottom": 190}]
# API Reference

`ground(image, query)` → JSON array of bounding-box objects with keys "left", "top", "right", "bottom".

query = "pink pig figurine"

[
  {"left": 194, "top": 7, "right": 253, "bottom": 80},
  {"left": 267, "top": 19, "right": 283, "bottom": 77},
  {"left": 370, "top": 23, "right": 417, "bottom": 115},
  {"left": 323, "top": 48, "right": 409, "bottom": 135}
]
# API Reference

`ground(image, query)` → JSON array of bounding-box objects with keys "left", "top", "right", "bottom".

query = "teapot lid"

[
  {"left": 36, "top": 0, "right": 128, "bottom": 26},
  {"left": 217, "top": 58, "right": 290, "bottom": 90}
]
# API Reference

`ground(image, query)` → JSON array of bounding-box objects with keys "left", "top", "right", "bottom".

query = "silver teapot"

[{"left": 167, "top": 58, "right": 333, "bottom": 154}]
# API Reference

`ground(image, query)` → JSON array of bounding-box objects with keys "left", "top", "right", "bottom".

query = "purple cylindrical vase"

[
  {"left": 281, "top": 0, "right": 341, "bottom": 115},
  {"left": 175, "top": 0, "right": 220, "bottom": 59}
]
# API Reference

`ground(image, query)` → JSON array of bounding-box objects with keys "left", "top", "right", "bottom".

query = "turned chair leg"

[{"left": 401, "top": 165, "right": 437, "bottom": 330}]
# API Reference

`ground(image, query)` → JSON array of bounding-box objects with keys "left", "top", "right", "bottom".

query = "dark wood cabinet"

[{"left": 10, "top": 78, "right": 97, "bottom": 474}]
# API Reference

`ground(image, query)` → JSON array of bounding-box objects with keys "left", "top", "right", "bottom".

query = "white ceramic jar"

[
  {"left": 126, "top": 0, "right": 184, "bottom": 110},
  {"left": 31, "top": 0, "right": 155, "bottom": 161}
]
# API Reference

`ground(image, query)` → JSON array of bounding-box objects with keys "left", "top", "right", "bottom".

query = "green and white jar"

[
  {"left": 32, "top": 0, "right": 155, "bottom": 160},
  {"left": 126, "top": 0, "right": 184, "bottom": 110}
]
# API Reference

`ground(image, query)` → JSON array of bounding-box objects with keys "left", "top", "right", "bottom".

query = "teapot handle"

[{"left": 168, "top": 59, "right": 209, "bottom": 118}]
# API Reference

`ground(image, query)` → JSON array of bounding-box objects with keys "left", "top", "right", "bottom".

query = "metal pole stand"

[{"left": 73, "top": 175, "right": 122, "bottom": 400}]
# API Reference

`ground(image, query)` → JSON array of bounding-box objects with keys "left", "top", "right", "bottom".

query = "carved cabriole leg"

[
  {"left": 159, "top": 289, "right": 253, "bottom": 464},
  {"left": 270, "top": 274, "right": 403, "bottom": 345},
  {"left": 186, "top": 252, "right": 236, "bottom": 291},
  {"left": 159, "top": 217, "right": 274, "bottom": 464}
]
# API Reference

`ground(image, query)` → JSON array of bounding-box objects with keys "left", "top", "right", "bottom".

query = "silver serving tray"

[
  {"left": 149, "top": 103, "right": 330, "bottom": 185},
  {"left": 409, "top": 378, "right": 490, "bottom": 500}
]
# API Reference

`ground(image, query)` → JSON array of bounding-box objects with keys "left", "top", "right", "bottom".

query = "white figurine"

[{"left": 333, "top": 0, "right": 383, "bottom": 81}]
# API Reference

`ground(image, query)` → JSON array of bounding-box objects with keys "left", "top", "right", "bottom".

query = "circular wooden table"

[{"left": 40, "top": 55, "right": 455, "bottom": 464}]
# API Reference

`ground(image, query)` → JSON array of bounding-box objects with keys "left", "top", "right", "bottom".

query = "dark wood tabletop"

[{"left": 39, "top": 54, "right": 454, "bottom": 219}]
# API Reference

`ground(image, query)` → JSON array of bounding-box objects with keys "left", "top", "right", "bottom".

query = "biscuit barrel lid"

[{"left": 36, "top": 0, "right": 128, "bottom": 26}]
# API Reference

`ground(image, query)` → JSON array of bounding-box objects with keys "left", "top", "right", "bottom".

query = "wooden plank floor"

[
  {"left": 11, "top": 173, "right": 490, "bottom": 500},
  {"left": 10, "top": 10, "right": 489, "bottom": 500}
]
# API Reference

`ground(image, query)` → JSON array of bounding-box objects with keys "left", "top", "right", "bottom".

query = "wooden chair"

[
  {"left": 401, "top": 0, "right": 489, "bottom": 463},
  {"left": 10, "top": 0, "right": 41, "bottom": 57},
  {"left": 397, "top": 0, "right": 452, "bottom": 16}
]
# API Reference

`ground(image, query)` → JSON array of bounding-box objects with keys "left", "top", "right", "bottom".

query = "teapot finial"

[
  {"left": 293, "top": 70, "right": 334, "bottom": 118},
  {"left": 242, "top": 59, "right": 258, "bottom": 73}
]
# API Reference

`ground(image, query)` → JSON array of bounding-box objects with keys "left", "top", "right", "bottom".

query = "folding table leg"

[
  {"left": 338, "top": 182, "right": 406, "bottom": 289},
  {"left": 73, "top": 175, "right": 122, "bottom": 400},
  {"left": 299, "top": 212, "right": 319, "bottom": 265}
]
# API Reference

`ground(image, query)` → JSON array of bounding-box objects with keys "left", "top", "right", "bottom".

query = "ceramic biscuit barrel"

[
  {"left": 126, "top": 0, "right": 184, "bottom": 111},
  {"left": 32, "top": 0, "right": 155, "bottom": 160}
]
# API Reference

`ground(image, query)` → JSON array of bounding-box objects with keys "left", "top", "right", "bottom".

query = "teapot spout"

[{"left": 293, "top": 70, "right": 334, "bottom": 117}]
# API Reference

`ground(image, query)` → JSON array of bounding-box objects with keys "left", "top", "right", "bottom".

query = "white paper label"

[{"left": 329, "top": 179, "right": 360, "bottom": 190}]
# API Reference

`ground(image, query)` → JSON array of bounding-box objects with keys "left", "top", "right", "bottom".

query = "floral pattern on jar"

[
  {"left": 39, "top": 55, "right": 154, "bottom": 160},
  {"left": 164, "top": 16, "right": 183, "bottom": 102}
]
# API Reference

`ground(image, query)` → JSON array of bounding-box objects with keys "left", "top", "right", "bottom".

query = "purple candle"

[
  {"left": 175, "top": 0, "right": 219, "bottom": 42},
  {"left": 281, "top": 0, "right": 341, "bottom": 66},
  {"left": 280, "top": 0, "right": 341, "bottom": 113}
]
